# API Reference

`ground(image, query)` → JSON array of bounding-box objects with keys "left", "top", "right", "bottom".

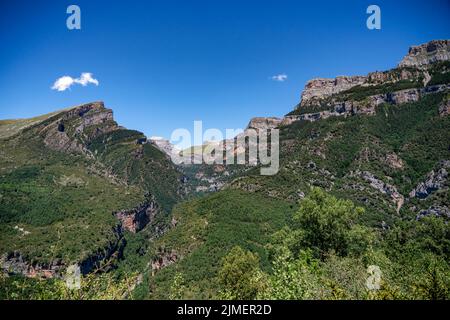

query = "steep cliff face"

[
  {"left": 295, "top": 40, "right": 450, "bottom": 111},
  {"left": 246, "top": 117, "right": 283, "bottom": 131},
  {"left": 226, "top": 41, "right": 449, "bottom": 135},
  {"left": 409, "top": 161, "right": 449, "bottom": 199},
  {"left": 399, "top": 40, "right": 450, "bottom": 67},
  {"left": 115, "top": 196, "right": 160, "bottom": 233},
  {"left": 0, "top": 252, "right": 64, "bottom": 278},
  {"left": 300, "top": 76, "right": 367, "bottom": 106}
]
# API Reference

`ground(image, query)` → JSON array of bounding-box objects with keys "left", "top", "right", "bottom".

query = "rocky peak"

[
  {"left": 39, "top": 101, "right": 118, "bottom": 154},
  {"left": 65, "top": 101, "right": 107, "bottom": 118},
  {"left": 398, "top": 40, "right": 450, "bottom": 68}
]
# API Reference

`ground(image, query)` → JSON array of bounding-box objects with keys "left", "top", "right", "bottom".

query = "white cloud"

[
  {"left": 51, "top": 73, "right": 99, "bottom": 91},
  {"left": 75, "top": 73, "right": 99, "bottom": 86},
  {"left": 51, "top": 76, "right": 75, "bottom": 91},
  {"left": 271, "top": 74, "right": 288, "bottom": 82}
]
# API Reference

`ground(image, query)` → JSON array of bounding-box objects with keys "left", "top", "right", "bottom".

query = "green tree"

[
  {"left": 260, "top": 248, "right": 322, "bottom": 300},
  {"left": 0, "top": 272, "right": 137, "bottom": 300},
  {"left": 411, "top": 254, "right": 450, "bottom": 300},
  {"left": 218, "top": 246, "right": 266, "bottom": 300},
  {"left": 294, "top": 187, "right": 371, "bottom": 257}
]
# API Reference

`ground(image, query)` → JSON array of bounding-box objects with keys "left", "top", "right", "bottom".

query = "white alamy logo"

[
  {"left": 168, "top": 121, "right": 280, "bottom": 176},
  {"left": 65, "top": 264, "right": 81, "bottom": 290},
  {"left": 67, "top": 5, "right": 81, "bottom": 30},
  {"left": 366, "top": 265, "right": 382, "bottom": 290},
  {"left": 366, "top": 5, "right": 381, "bottom": 30}
]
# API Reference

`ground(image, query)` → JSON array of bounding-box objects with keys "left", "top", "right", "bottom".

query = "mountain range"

[{"left": 1, "top": 40, "right": 449, "bottom": 299}]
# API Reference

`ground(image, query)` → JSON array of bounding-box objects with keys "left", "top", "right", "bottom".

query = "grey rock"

[
  {"left": 416, "top": 206, "right": 450, "bottom": 220},
  {"left": 409, "top": 161, "right": 449, "bottom": 199},
  {"left": 300, "top": 76, "right": 367, "bottom": 105},
  {"left": 246, "top": 117, "right": 282, "bottom": 131},
  {"left": 398, "top": 40, "right": 450, "bottom": 68},
  {"left": 358, "top": 171, "right": 404, "bottom": 213}
]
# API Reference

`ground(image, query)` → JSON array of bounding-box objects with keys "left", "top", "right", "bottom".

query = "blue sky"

[{"left": 0, "top": 0, "right": 449, "bottom": 147}]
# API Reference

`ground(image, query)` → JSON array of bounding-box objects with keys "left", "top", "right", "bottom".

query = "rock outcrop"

[
  {"left": 385, "top": 153, "right": 404, "bottom": 170},
  {"left": 39, "top": 101, "right": 118, "bottom": 155},
  {"left": 151, "top": 248, "right": 178, "bottom": 274},
  {"left": 42, "top": 128, "right": 85, "bottom": 154},
  {"left": 247, "top": 117, "right": 283, "bottom": 131},
  {"left": 1, "top": 225, "right": 125, "bottom": 278},
  {"left": 0, "top": 252, "right": 64, "bottom": 279},
  {"left": 115, "top": 196, "right": 159, "bottom": 233},
  {"left": 284, "top": 84, "right": 449, "bottom": 126},
  {"left": 300, "top": 76, "right": 367, "bottom": 106},
  {"left": 358, "top": 171, "right": 404, "bottom": 213},
  {"left": 416, "top": 206, "right": 450, "bottom": 220},
  {"left": 409, "top": 161, "right": 449, "bottom": 199},
  {"left": 398, "top": 40, "right": 450, "bottom": 68}
]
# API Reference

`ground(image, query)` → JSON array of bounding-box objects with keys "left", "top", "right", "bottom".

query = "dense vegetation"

[
  {"left": 171, "top": 189, "right": 450, "bottom": 300},
  {"left": 0, "top": 104, "right": 181, "bottom": 271},
  {"left": 0, "top": 59, "right": 449, "bottom": 300},
  {"left": 139, "top": 190, "right": 295, "bottom": 299},
  {"left": 87, "top": 128, "right": 183, "bottom": 211},
  {"left": 0, "top": 134, "right": 144, "bottom": 264},
  {"left": 231, "top": 91, "right": 449, "bottom": 228},
  {"left": 428, "top": 61, "right": 450, "bottom": 86}
]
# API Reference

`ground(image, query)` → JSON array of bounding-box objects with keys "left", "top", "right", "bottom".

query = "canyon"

[{"left": 0, "top": 40, "right": 449, "bottom": 295}]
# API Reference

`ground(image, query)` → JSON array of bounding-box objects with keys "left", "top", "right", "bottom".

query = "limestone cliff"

[
  {"left": 300, "top": 76, "right": 367, "bottom": 106},
  {"left": 297, "top": 40, "right": 450, "bottom": 108},
  {"left": 246, "top": 117, "right": 283, "bottom": 131},
  {"left": 115, "top": 196, "right": 160, "bottom": 233},
  {"left": 399, "top": 40, "right": 450, "bottom": 68},
  {"left": 39, "top": 101, "right": 119, "bottom": 155}
]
